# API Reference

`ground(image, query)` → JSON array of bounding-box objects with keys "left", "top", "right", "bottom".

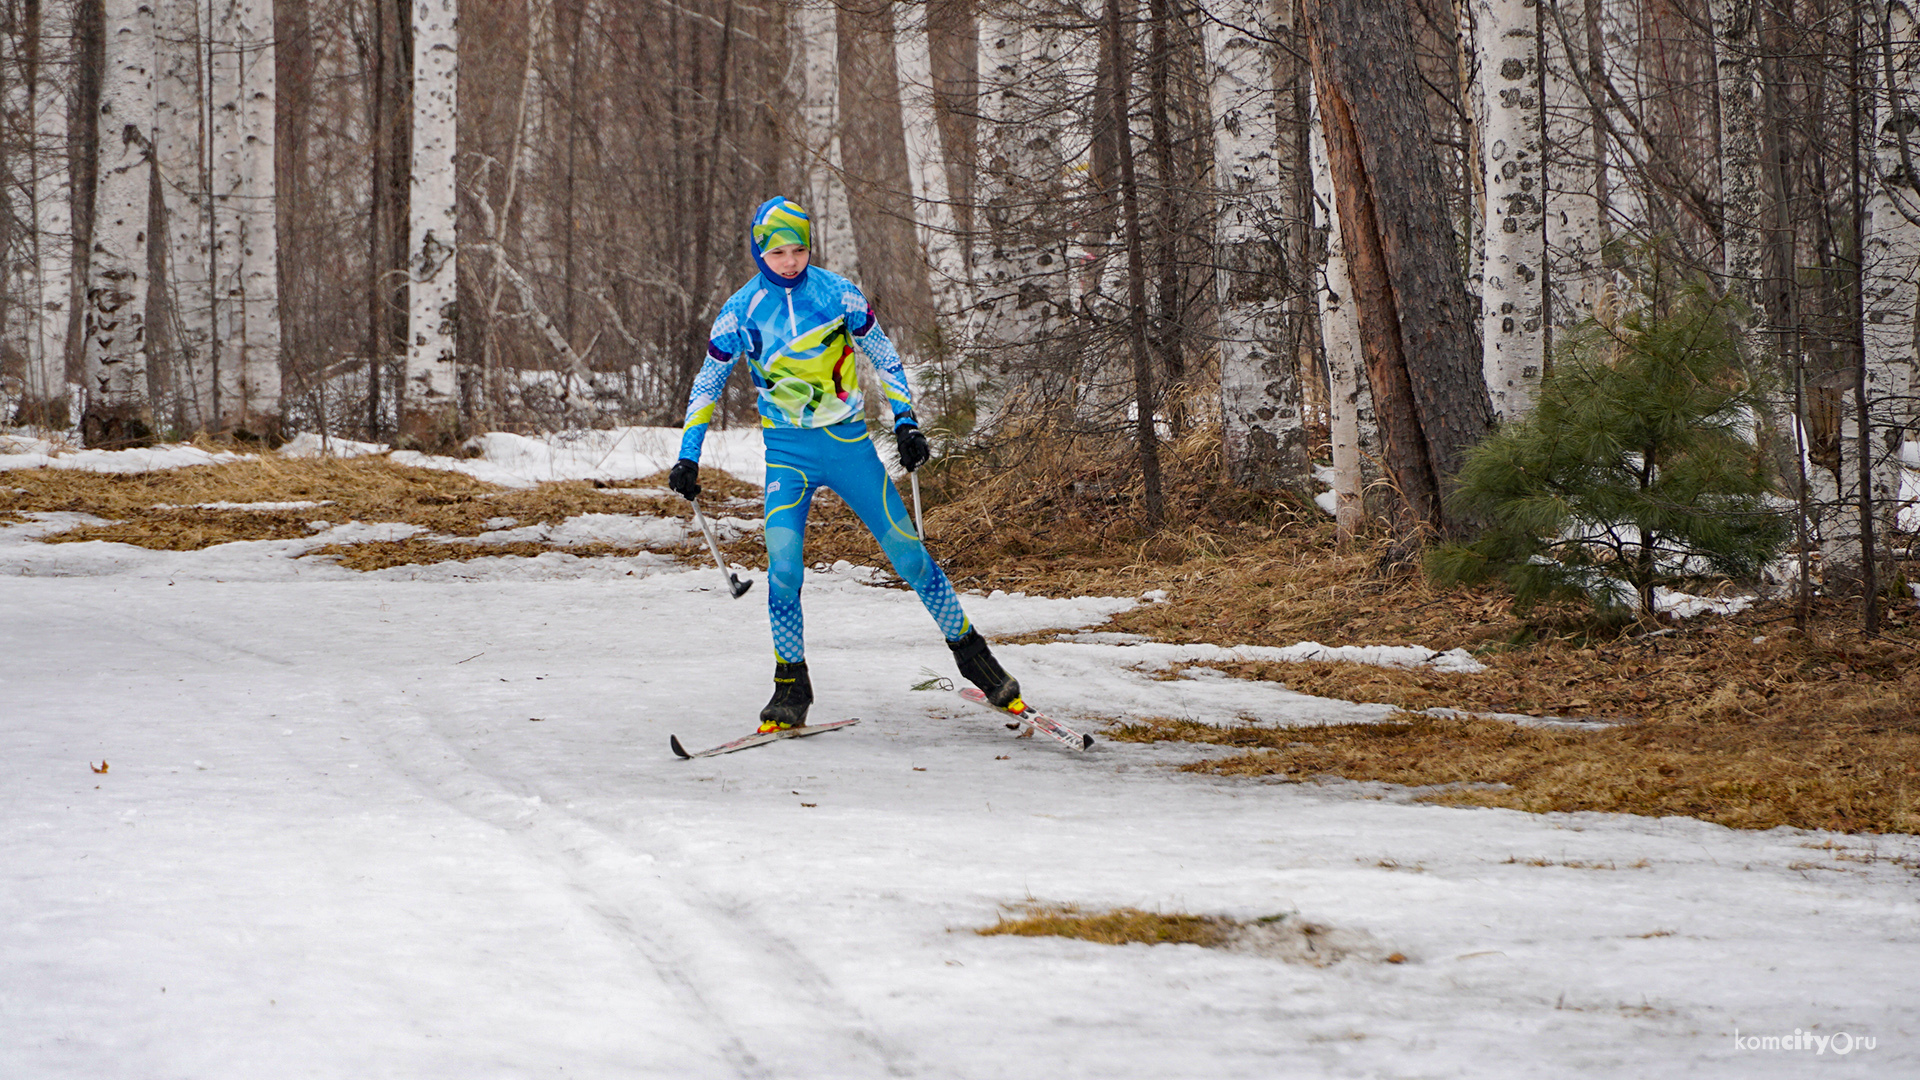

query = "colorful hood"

[{"left": 750, "top": 196, "right": 812, "bottom": 287}]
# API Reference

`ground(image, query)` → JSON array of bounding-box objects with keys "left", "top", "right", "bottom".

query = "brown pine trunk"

[{"left": 1304, "top": 0, "right": 1493, "bottom": 537}]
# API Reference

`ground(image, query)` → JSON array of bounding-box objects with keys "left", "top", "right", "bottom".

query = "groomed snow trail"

[{"left": 4, "top": 518, "right": 1918, "bottom": 1077}]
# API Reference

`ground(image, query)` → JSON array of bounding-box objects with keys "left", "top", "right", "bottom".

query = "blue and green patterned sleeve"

[
  {"left": 848, "top": 303, "right": 916, "bottom": 426},
  {"left": 678, "top": 308, "right": 748, "bottom": 462}
]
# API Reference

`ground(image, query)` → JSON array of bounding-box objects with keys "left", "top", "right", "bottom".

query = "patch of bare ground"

[{"left": 975, "top": 903, "right": 1398, "bottom": 965}]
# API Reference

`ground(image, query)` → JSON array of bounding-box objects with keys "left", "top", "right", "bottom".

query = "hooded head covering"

[{"left": 750, "top": 197, "right": 812, "bottom": 285}]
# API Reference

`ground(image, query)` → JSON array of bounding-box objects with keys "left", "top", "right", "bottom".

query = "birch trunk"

[
  {"left": 1474, "top": 0, "right": 1545, "bottom": 419},
  {"left": 1711, "top": 0, "right": 1763, "bottom": 294},
  {"left": 153, "top": 0, "right": 212, "bottom": 429},
  {"left": 971, "top": 4, "right": 1069, "bottom": 431},
  {"left": 210, "top": 0, "right": 282, "bottom": 436},
  {"left": 796, "top": 0, "right": 858, "bottom": 276},
  {"left": 81, "top": 0, "right": 156, "bottom": 446},
  {"left": 22, "top": 0, "right": 77, "bottom": 424},
  {"left": 1834, "top": 0, "right": 1920, "bottom": 578},
  {"left": 404, "top": 0, "right": 459, "bottom": 446},
  {"left": 1311, "top": 84, "right": 1374, "bottom": 541},
  {"left": 1542, "top": 0, "right": 1605, "bottom": 323},
  {"left": 1205, "top": 0, "right": 1308, "bottom": 490},
  {"left": 895, "top": 0, "right": 970, "bottom": 325}
]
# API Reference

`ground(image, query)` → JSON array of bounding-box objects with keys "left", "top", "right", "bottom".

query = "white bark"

[
  {"left": 407, "top": 0, "right": 460, "bottom": 431},
  {"left": 1204, "top": 0, "right": 1307, "bottom": 488},
  {"left": 1847, "top": 0, "right": 1920, "bottom": 560},
  {"left": 83, "top": 0, "right": 157, "bottom": 436},
  {"left": 1475, "top": 0, "right": 1545, "bottom": 419},
  {"left": 970, "top": 5, "right": 1069, "bottom": 429},
  {"left": 1541, "top": 0, "right": 1605, "bottom": 323},
  {"left": 894, "top": 0, "right": 969, "bottom": 324},
  {"left": 796, "top": 0, "right": 858, "bottom": 276},
  {"left": 154, "top": 0, "right": 213, "bottom": 427},
  {"left": 1311, "top": 86, "right": 1373, "bottom": 541},
  {"left": 210, "top": 0, "right": 282, "bottom": 432},
  {"left": 22, "top": 0, "right": 76, "bottom": 418},
  {"left": 1711, "top": 0, "right": 1763, "bottom": 293}
]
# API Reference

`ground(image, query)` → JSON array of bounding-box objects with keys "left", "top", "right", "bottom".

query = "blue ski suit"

[{"left": 677, "top": 197, "right": 972, "bottom": 663}]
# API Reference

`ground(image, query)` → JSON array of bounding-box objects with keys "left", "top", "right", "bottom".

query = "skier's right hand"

[{"left": 669, "top": 458, "right": 701, "bottom": 501}]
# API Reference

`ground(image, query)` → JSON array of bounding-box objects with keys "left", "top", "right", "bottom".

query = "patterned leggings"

[{"left": 760, "top": 422, "right": 971, "bottom": 663}]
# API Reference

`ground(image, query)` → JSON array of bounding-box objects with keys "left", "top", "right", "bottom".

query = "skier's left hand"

[{"left": 895, "top": 420, "right": 931, "bottom": 472}]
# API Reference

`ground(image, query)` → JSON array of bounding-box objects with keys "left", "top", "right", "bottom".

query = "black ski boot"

[
  {"left": 758, "top": 661, "right": 813, "bottom": 732},
  {"left": 948, "top": 629, "right": 1021, "bottom": 708}
]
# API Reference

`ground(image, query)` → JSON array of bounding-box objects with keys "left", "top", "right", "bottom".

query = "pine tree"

[{"left": 1431, "top": 269, "right": 1789, "bottom": 620}]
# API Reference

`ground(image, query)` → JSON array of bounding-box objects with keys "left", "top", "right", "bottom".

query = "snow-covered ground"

[{"left": 4, "top": 435, "right": 1918, "bottom": 1078}]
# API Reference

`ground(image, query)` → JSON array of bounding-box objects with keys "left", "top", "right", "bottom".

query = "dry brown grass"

[
  {"left": 0, "top": 454, "right": 761, "bottom": 566},
  {"left": 977, "top": 904, "right": 1237, "bottom": 948},
  {"left": 1109, "top": 709, "right": 1920, "bottom": 834}
]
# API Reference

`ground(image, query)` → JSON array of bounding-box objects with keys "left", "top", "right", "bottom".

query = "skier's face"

[{"left": 763, "top": 244, "right": 810, "bottom": 281}]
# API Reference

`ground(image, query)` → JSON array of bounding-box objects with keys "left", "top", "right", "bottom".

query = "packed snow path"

[{"left": 4, "top": 533, "right": 1918, "bottom": 1077}]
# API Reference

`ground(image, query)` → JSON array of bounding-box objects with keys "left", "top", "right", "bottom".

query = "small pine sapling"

[{"left": 1430, "top": 274, "right": 1788, "bottom": 620}]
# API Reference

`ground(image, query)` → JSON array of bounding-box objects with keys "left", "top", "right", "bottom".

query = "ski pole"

[
  {"left": 691, "top": 497, "right": 752, "bottom": 598},
  {"left": 910, "top": 470, "right": 925, "bottom": 540}
]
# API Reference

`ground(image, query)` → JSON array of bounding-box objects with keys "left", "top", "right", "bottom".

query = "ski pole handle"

[{"left": 691, "top": 497, "right": 752, "bottom": 598}]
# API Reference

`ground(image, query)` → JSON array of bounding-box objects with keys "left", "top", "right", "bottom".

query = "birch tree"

[
  {"left": 1311, "top": 85, "right": 1373, "bottom": 542},
  {"left": 795, "top": 0, "right": 858, "bottom": 275},
  {"left": 1475, "top": 0, "right": 1545, "bottom": 419},
  {"left": 153, "top": 0, "right": 211, "bottom": 428},
  {"left": 81, "top": 0, "right": 156, "bottom": 446},
  {"left": 16, "top": 0, "right": 76, "bottom": 425},
  {"left": 404, "top": 0, "right": 459, "bottom": 446},
  {"left": 209, "top": 0, "right": 282, "bottom": 436},
  {"left": 1205, "top": 0, "right": 1309, "bottom": 491},
  {"left": 1711, "top": 0, "right": 1763, "bottom": 294}
]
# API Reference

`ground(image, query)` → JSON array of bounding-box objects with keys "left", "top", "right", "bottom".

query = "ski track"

[{"left": 106, "top": 594, "right": 923, "bottom": 1079}]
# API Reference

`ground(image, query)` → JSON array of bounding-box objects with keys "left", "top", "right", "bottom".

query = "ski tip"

[
  {"left": 1080, "top": 734, "right": 1095, "bottom": 750},
  {"left": 669, "top": 734, "right": 691, "bottom": 759}
]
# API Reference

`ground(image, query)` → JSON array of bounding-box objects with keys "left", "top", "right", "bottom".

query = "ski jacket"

[{"left": 678, "top": 201, "right": 914, "bottom": 463}]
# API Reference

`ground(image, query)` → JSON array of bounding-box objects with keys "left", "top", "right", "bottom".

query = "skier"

[{"left": 668, "top": 196, "right": 1022, "bottom": 733}]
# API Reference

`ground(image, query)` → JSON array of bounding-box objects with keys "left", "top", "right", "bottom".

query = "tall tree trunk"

[
  {"left": 1541, "top": 0, "right": 1605, "bottom": 327},
  {"left": 838, "top": 0, "right": 936, "bottom": 352},
  {"left": 894, "top": 0, "right": 970, "bottom": 332},
  {"left": 211, "top": 0, "right": 280, "bottom": 437},
  {"left": 23, "top": 0, "right": 77, "bottom": 425},
  {"left": 1204, "top": 0, "right": 1308, "bottom": 491},
  {"left": 367, "top": 0, "right": 410, "bottom": 440},
  {"left": 1311, "top": 83, "right": 1374, "bottom": 543},
  {"left": 276, "top": 0, "right": 313, "bottom": 395},
  {"left": 1305, "top": 0, "right": 1493, "bottom": 537},
  {"left": 924, "top": 0, "right": 977, "bottom": 267},
  {"left": 1474, "top": 0, "right": 1545, "bottom": 419},
  {"left": 1712, "top": 0, "right": 1764, "bottom": 293},
  {"left": 1105, "top": 0, "right": 1163, "bottom": 524},
  {"left": 402, "top": 0, "right": 458, "bottom": 448},
  {"left": 81, "top": 0, "right": 155, "bottom": 447},
  {"left": 153, "top": 0, "right": 211, "bottom": 430}
]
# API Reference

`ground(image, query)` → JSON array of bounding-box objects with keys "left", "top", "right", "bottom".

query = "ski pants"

[{"left": 761, "top": 421, "right": 970, "bottom": 663}]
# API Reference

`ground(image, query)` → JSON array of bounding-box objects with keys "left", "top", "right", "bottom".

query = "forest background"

[{"left": 3, "top": 0, "right": 1919, "bottom": 828}]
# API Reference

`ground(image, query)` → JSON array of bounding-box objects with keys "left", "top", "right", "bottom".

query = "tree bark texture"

[
  {"left": 1310, "top": 83, "right": 1375, "bottom": 542},
  {"left": 1305, "top": 0, "right": 1493, "bottom": 536},
  {"left": 1474, "top": 0, "right": 1545, "bottom": 419},
  {"left": 81, "top": 0, "right": 155, "bottom": 446},
  {"left": 404, "top": 0, "right": 458, "bottom": 447},
  {"left": 1203, "top": 0, "right": 1308, "bottom": 491}
]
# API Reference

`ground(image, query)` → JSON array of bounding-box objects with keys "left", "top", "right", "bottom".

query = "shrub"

[{"left": 1430, "top": 275, "right": 1788, "bottom": 619}]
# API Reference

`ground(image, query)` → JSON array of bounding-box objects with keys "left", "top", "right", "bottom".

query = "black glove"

[
  {"left": 668, "top": 458, "right": 701, "bottom": 500},
  {"left": 894, "top": 420, "right": 931, "bottom": 472}
]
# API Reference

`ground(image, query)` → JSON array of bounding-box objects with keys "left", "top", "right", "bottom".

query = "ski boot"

[
  {"left": 758, "top": 661, "right": 813, "bottom": 733},
  {"left": 948, "top": 629, "right": 1021, "bottom": 708}
]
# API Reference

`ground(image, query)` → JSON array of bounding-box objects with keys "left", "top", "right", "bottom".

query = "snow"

[{"left": 4, "top": 437, "right": 1919, "bottom": 1078}]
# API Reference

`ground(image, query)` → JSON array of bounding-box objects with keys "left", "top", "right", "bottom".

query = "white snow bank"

[
  {"left": 389, "top": 426, "right": 769, "bottom": 489},
  {"left": 279, "top": 432, "right": 388, "bottom": 458},
  {"left": 0, "top": 439, "right": 250, "bottom": 473}
]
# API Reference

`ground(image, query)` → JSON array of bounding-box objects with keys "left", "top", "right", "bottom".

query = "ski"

[
  {"left": 958, "top": 688, "right": 1094, "bottom": 751},
  {"left": 670, "top": 718, "right": 860, "bottom": 760}
]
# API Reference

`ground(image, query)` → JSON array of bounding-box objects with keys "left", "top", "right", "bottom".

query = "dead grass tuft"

[
  {"left": 304, "top": 539, "right": 652, "bottom": 571},
  {"left": 977, "top": 903, "right": 1235, "bottom": 948}
]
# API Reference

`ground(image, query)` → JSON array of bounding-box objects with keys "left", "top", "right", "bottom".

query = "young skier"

[{"left": 668, "top": 196, "right": 1022, "bottom": 733}]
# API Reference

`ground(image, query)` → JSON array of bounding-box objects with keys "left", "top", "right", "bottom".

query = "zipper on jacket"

[{"left": 785, "top": 288, "right": 797, "bottom": 335}]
